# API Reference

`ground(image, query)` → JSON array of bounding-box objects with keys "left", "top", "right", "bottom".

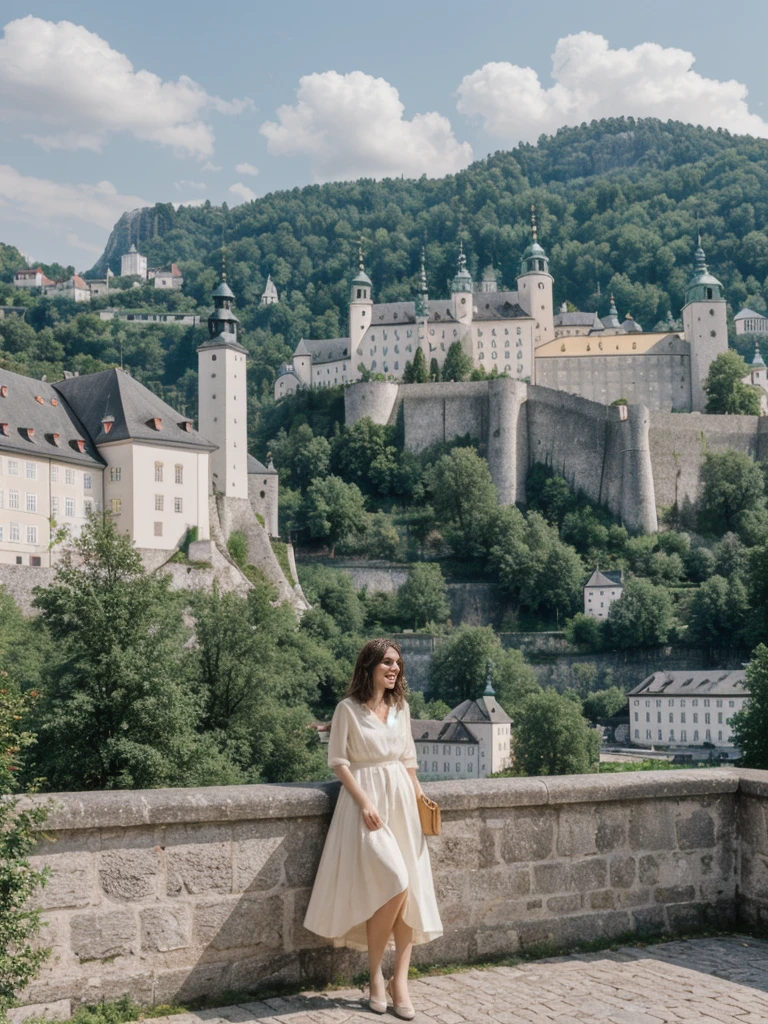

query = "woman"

[{"left": 303, "top": 638, "right": 443, "bottom": 1019}]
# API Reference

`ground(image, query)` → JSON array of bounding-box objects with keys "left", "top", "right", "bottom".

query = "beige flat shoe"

[{"left": 385, "top": 978, "right": 415, "bottom": 1020}]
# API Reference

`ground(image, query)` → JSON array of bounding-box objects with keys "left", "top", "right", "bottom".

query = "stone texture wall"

[{"left": 18, "top": 769, "right": 765, "bottom": 1018}]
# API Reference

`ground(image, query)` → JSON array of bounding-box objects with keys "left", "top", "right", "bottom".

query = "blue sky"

[{"left": 2, "top": 0, "right": 768, "bottom": 270}]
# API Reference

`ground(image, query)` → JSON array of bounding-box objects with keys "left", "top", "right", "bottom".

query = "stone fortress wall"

[
  {"left": 17, "top": 769, "right": 768, "bottom": 1019},
  {"left": 346, "top": 380, "right": 768, "bottom": 530}
]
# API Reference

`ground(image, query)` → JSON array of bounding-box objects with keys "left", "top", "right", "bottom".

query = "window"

[
  {"left": 155, "top": 495, "right": 164, "bottom": 512},
  {"left": 729, "top": 700, "right": 735, "bottom": 708},
  {"left": 25, "top": 461, "right": 36, "bottom": 480},
  {"left": 634, "top": 729, "right": 639, "bottom": 739},
  {"left": 8, "top": 489, "right": 19, "bottom": 510},
  {"left": 658, "top": 730, "right": 662, "bottom": 741},
  {"left": 693, "top": 713, "right": 699, "bottom": 723},
  {"left": 51, "top": 466, "right": 58, "bottom": 482},
  {"left": 468, "top": 763, "right": 473, "bottom": 772},
  {"left": 10, "top": 522, "right": 20, "bottom": 542},
  {"left": 706, "top": 729, "right": 711, "bottom": 741},
  {"left": 110, "top": 467, "right": 122, "bottom": 482},
  {"left": 646, "top": 712, "right": 650, "bottom": 722},
  {"left": 657, "top": 712, "right": 662, "bottom": 723},
  {"left": 433, "top": 745, "right": 437, "bottom": 754},
  {"left": 704, "top": 699, "right": 710, "bottom": 707},
  {"left": 681, "top": 730, "right": 687, "bottom": 742},
  {"left": 51, "top": 496, "right": 58, "bottom": 515},
  {"left": 669, "top": 730, "right": 675, "bottom": 741},
  {"left": 175, "top": 464, "right": 183, "bottom": 484},
  {"left": 26, "top": 526, "right": 37, "bottom": 545},
  {"left": 154, "top": 521, "right": 163, "bottom": 537},
  {"left": 718, "top": 712, "right": 723, "bottom": 724},
  {"left": 694, "top": 730, "right": 699, "bottom": 741},
  {"left": 646, "top": 730, "right": 652, "bottom": 740},
  {"left": 634, "top": 712, "right": 638, "bottom": 722},
  {"left": 26, "top": 493, "right": 36, "bottom": 513},
  {"left": 716, "top": 699, "right": 723, "bottom": 708},
  {"left": 669, "top": 713, "right": 674, "bottom": 723},
  {"left": 431, "top": 761, "right": 437, "bottom": 772},
  {"left": 681, "top": 713, "right": 686, "bottom": 724},
  {"left": 83, "top": 499, "right": 93, "bottom": 516},
  {"left": 655, "top": 699, "right": 661, "bottom": 707},
  {"left": 174, "top": 497, "right": 183, "bottom": 513},
  {"left": 65, "top": 469, "right": 75, "bottom": 485},
  {"left": 668, "top": 699, "right": 674, "bottom": 706},
  {"left": 455, "top": 746, "right": 461, "bottom": 756},
  {"left": 456, "top": 763, "right": 461, "bottom": 772},
  {"left": 705, "top": 713, "right": 711, "bottom": 725},
  {"left": 111, "top": 498, "right": 122, "bottom": 515},
  {"left": 718, "top": 731, "right": 723, "bottom": 741},
  {"left": 65, "top": 498, "right": 75, "bottom": 517},
  {"left": 83, "top": 473, "right": 92, "bottom": 490},
  {"left": 443, "top": 762, "right": 449, "bottom": 773},
  {"left": 155, "top": 462, "right": 163, "bottom": 482},
  {"left": 8, "top": 460, "right": 18, "bottom": 475},
  {"left": 692, "top": 699, "right": 698, "bottom": 707},
  {"left": 468, "top": 747, "right": 474, "bottom": 755}
]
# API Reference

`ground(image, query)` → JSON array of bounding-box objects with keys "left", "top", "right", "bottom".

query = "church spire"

[
  {"left": 415, "top": 248, "right": 429, "bottom": 317},
  {"left": 531, "top": 203, "right": 538, "bottom": 243},
  {"left": 451, "top": 240, "right": 473, "bottom": 293},
  {"left": 207, "top": 259, "right": 240, "bottom": 345}
]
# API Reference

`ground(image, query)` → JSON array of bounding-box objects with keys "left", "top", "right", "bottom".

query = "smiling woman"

[{"left": 303, "top": 637, "right": 442, "bottom": 1019}]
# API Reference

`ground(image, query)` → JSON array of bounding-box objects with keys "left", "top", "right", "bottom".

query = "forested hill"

[{"left": 90, "top": 117, "right": 768, "bottom": 327}]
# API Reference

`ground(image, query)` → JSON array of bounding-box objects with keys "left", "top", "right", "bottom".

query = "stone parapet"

[{"left": 16, "top": 768, "right": 763, "bottom": 1017}]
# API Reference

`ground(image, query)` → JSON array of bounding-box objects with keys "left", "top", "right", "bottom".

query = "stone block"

[
  {"left": 588, "top": 889, "right": 616, "bottom": 911},
  {"left": 547, "top": 894, "right": 581, "bottom": 914},
  {"left": 233, "top": 834, "right": 285, "bottom": 893},
  {"left": 433, "top": 873, "right": 468, "bottom": 928},
  {"left": 31, "top": 852, "right": 93, "bottom": 910},
  {"left": 8, "top": 999, "right": 71, "bottom": 1023},
  {"left": 500, "top": 809, "right": 555, "bottom": 863},
  {"left": 629, "top": 800, "right": 677, "bottom": 851},
  {"left": 194, "top": 894, "right": 283, "bottom": 952},
  {"left": 99, "top": 849, "right": 160, "bottom": 901},
  {"left": 610, "top": 855, "right": 636, "bottom": 889},
  {"left": 569, "top": 858, "right": 607, "bottom": 892},
  {"left": 428, "top": 815, "right": 487, "bottom": 871},
  {"left": 288, "top": 887, "right": 331, "bottom": 951},
  {"left": 654, "top": 884, "right": 696, "bottom": 904},
  {"left": 70, "top": 910, "right": 137, "bottom": 961},
  {"left": 153, "top": 962, "right": 233, "bottom": 1005},
  {"left": 228, "top": 952, "right": 302, "bottom": 992},
  {"left": 557, "top": 807, "right": 597, "bottom": 857},
  {"left": 631, "top": 905, "right": 667, "bottom": 935},
  {"left": 532, "top": 861, "right": 569, "bottom": 895},
  {"left": 676, "top": 809, "right": 716, "bottom": 850},
  {"left": 167, "top": 842, "right": 232, "bottom": 896},
  {"left": 665, "top": 901, "right": 709, "bottom": 933},
  {"left": 475, "top": 927, "right": 519, "bottom": 958},
  {"left": 140, "top": 905, "right": 191, "bottom": 952},
  {"left": 638, "top": 854, "right": 660, "bottom": 886},
  {"left": 470, "top": 866, "right": 531, "bottom": 903},
  {"left": 595, "top": 804, "right": 628, "bottom": 853}
]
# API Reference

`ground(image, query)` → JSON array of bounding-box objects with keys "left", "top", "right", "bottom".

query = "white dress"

[{"left": 303, "top": 697, "right": 443, "bottom": 951}]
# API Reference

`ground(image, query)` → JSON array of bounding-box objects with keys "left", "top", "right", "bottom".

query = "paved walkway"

[{"left": 153, "top": 936, "right": 768, "bottom": 1024}]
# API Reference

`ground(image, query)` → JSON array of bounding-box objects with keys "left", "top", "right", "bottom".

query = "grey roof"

[
  {"left": 261, "top": 275, "right": 278, "bottom": 298},
  {"left": 629, "top": 670, "right": 749, "bottom": 698},
  {"left": 735, "top": 308, "right": 766, "bottom": 320},
  {"left": 585, "top": 569, "right": 623, "bottom": 589},
  {"left": 474, "top": 299, "right": 530, "bottom": 321},
  {"left": 212, "top": 280, "right": 235, "bottom": 299},
  {"left": 0, "top": 367, "right": 104, "bottom": 467},
  {"left": 294, "top": 338, "right": 351, "bottom": 364},
  {"left": 410, "top": 719, "right": 480, "bottom": 744},
  {"left": 247, "top": 453, "right": 277, "bottom": 475},
  {"left": 54, "top": 369, "right": 215, "bottom": 451},
  {"left": 447, "top": 694, "right": 512, "bottom": 725},
  {"left": 369, "top": 300, "right": 460, "bottom": 326},
  {"left": 555, "top": 311, "right": 602, "bottom": 328}
]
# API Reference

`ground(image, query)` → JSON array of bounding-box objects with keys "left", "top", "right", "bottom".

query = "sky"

[{"left": 2, "top": 0, "right": 768, "bottom": 271}]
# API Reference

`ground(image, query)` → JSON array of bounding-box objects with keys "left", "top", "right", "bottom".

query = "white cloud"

[
  {"left": 202, "top": 161, "right": 223, "bottom": 171},
  {"left": 261, "top": 70, "right": 473, "bottom": 181},
  {"left": 0, "top": 16, "right": 252, "bottom": 157},
  {"left": 65, "top": 232, "right": 103, "bottom": 254},
  {"left": 172, "top": 199, "right": 208, "bottom": 210},
  {"left": 174, "top": 180, "right": 207, "bottom": 191},
  {"left": 456, "top": 32, "right": 768, "bottom": 144},
  {"left": 228, "top": 182, "right": 257, "bottom": 204},
  {"left": 235, "top": 162, "right": 259, "bottom": 176}
]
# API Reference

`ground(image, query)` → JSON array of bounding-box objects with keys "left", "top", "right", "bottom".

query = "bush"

[
  {"left": 227, "top": 530, "right": 248, "bottom": 567},
  {"left": 509, "top": 690, "right": 601, "bottom": 776}
]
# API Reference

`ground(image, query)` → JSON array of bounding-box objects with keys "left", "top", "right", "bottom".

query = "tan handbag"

[{"left": 417, "top": 792, "right": 441, "bottom": 835}]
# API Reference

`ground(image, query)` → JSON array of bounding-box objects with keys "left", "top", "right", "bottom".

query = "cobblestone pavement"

[{"left": 145, "top": 936, "right": 768, "bottom": 1024}]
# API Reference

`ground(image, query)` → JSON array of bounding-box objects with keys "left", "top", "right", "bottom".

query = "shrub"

[{"left": 227, "top": 530, "right": 248, "bottom": 567}]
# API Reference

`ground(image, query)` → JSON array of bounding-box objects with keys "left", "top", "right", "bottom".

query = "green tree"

[
  {"left": 731, "top": 644, "right": 768, "bottom": 767},
  {"left": 582, "top": 686, "right": 628, "bottom": 721},
  {"left": 564, "top": 613, "right": 604, "bottom": 652},
  {"left": 226, "top": 529, "right": 248, "bottom": 567},
  {"left": 428, "top": 625, "right": 539, "bottom": 712},
  {"left": 406, "top": 692, "right": 451, "bottom": 720},
  {"left": 441, "top": 341, "right": 473, "bottom": 382},
  {"left": 684, "top": 574, "right": 749, "bottom": 647},
  {"left": 604, "top": 577, "right": 674, "bottom": 649},
  {"left": 704, "top": 350, "right": 761, "bottom": 415},
  {"left": 32, "top": 514, "right": 239, "bottom": 790},
  {"left": 298, "top": 564, "right": 365, "bottom": 633},
  {"left": 397, "top": 563, "right": 450, "bottom": 629},
  {"left": 269, "top": 423, "right": 331, "bottom": 492},
  {"left": 511, "top": 690, "right": 600, "bottom": 775},
  {"left": 426, "top": 447, "right": 498, "bottom": 559},
  {"left": 330, "top": 418, "right": 399, "bottom": 496},
  {"left": 0, "top": 689, "right": 50, "bottom": 1024},
  {"left": 304, "top": 475, "right": 367, "bottom": 556},
  {"left": 698, "top": 449, "right": 766, "bottom": 535}
]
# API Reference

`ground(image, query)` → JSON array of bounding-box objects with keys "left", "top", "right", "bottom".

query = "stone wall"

[{"left": 18, "top": 768, "right": 767, "bottom": 1018}]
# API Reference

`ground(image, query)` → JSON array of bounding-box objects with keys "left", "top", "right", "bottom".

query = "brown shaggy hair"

[{"left": 346, "top": 638, "right": 407, "bottom": 708}]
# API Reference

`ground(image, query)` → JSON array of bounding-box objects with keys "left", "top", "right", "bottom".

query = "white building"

[
  {"left": 121, "top": 245, "right": 148, "bottom": 281},
  {"left": 149, "top": 264, "right": 183, "bottom": 290},
  {"left": 629, "top": 670, "right": 748, "bottom": 752},
  {"left": 412, "top": 679, "right": 513, "bottom": 779},
  {"left": 261, "top": 275, "right": 278, "bottom": 305},
  {"left": 584, "top": 569, "right": 623, "bottom": 619},
  {"left": 97, "top": 310, "right": 201, "bottom": 326},
  {"left": 43, "top": 275, "right": 91, "bottom": 303},
  {"left": 14, "top": 268, "right": 54, "bottom": 290},
  {"left": 742, "top": 342, "right": 768, "bottom": 409},
  {"left": 735, "top": 308, "right": 768, "bottom": 335}
]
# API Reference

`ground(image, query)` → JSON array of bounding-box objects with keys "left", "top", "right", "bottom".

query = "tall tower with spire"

[
  {"left": 682, "top": 237, "right": 728, "bottom": 412},
  {"left": 349, "top": 240, "right": 373, "bottom": 345},
  {"left": 415, "top": 248, "right": 430, "bottom": 356},
  {"left": 516, "top": 205, "right": 554, "bottom": 346},
  {"left": 197, "top": 262, "right": 249, "bottom": 498},
  {"left": 451, "top": 242, "right": 474, "bottom": 325}
]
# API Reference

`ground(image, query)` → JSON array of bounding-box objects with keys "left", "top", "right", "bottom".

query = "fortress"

[{"left": 345, "top": 377, "right": 768, "bottom": 533}]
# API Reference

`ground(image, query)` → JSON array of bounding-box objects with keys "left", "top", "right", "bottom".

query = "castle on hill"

[
  {"left": 0, "top": 276, "right": 302, "bottom": 607},
  {"left": 276, "top": 222, "right": 750, "bottom": 415}
]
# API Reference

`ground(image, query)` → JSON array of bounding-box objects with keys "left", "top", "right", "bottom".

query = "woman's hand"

[{"left": 360, "top": 800, "right": 383, "bottom": 831}]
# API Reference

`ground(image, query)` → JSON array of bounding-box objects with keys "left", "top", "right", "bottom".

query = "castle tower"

[
  {"left": 349, "top": 242, "right": 373, "bottom": 344},
  {"left": 516, "top": 206, "right": 554, "bottom": 345},
  {"left": 415, "top": 249, "right": 430, "bottom": 357},
  {"left": 197, "top": 269, "right": 248, "bottom": 498},
  {"left": 682, "top": 239, "right": 728, "bottom": 412},
  {"left": 480, "top": 266, "right": 498, "bottom": 293},
  {"left": 451, "top": 243, "right": 473, "bottom": 325},
  {"left": 261, "top": 274, "right": 278, "bottom": 305}
]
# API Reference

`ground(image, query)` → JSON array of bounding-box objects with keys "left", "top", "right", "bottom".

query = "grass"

[
  {"left": 19, "top": 926, "right": 765, "bottom": 1023},
  {"left": 270, "top": 538, "right": 293, "bottom": 581}
]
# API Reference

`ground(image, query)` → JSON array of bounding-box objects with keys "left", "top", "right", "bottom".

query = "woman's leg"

[
  {"left": 366, "top": 889, "right": 408, "bottom": 1001},
  {"left": 391, "top": 897, "right": 415, "bottom": 1007}
]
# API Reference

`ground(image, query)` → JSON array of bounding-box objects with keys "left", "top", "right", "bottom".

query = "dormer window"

[
  {"left": 150, "top": 417, "right": 163, "bottom": 430},
  {"left": 102, "top": 415, "right": 115, "bottom": 435},
  {"left": 180, "top": 420, "right": 192, "bottom": 432},
  {"left": 22, "top": 427, "right": 35, "bottom": 441},
  {"left": 35, "top": 395, "right": 44, "bottom": 404},
  {"left": 50, "top": 433, "right": 61, "bottom": 446},
  {"left": 75, "top": 439, "right": 86, "bottom": 453},
  {"left": 0, "top": 386, "right": 7, "bottom": 397},
  {"left": 0, "top": 423, "right": 7, "bottom": 435}
]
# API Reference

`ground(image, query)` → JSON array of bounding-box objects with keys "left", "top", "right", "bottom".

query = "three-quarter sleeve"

[
  {"left": 400, "top": 700, "right": 419, "bottom": 769},
  {"left": 327, "top": 701, "right": 351, "bottom": 769}
]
